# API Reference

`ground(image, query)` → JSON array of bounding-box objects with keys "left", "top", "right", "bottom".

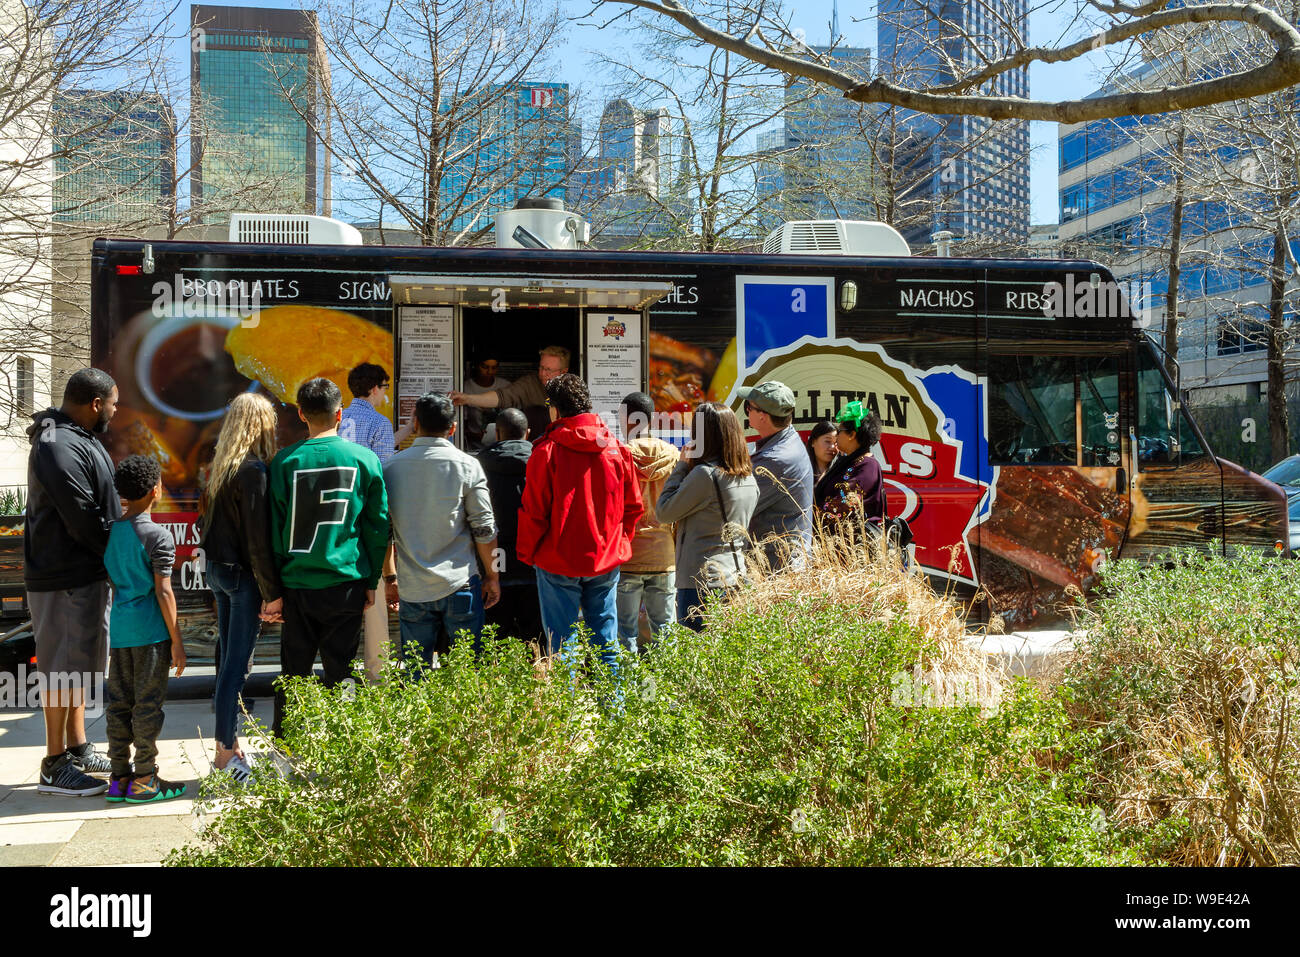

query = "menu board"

[
  {"left": 586, "top": 312, "right": 643, "bottom": 439},
  {"left": 398, "top": 306, "right": 455, "bottom": 404}
]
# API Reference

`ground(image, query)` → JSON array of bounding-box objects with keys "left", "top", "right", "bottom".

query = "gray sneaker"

[
  {"left": 38, "top": 752, "right": 109, "bottom": 797},
  {"left": 67, "top": 742, "right": 112, "bottom": 775}
]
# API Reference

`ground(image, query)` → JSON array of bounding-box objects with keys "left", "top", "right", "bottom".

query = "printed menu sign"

[
  {"left": 398, "top": 306, "right": 455, "bottom": 408},
  {"left": 586, "top": 312, "right": 642, "bottom": 439}
]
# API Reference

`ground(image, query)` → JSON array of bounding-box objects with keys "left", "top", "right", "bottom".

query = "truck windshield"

[{"left": 1136, "top": 341, "right": 1208, "bottom": 467}]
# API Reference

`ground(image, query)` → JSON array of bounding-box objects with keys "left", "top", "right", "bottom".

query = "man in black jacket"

[
  {"left": 478, "top": 408, "right": 541, "bottom": 644},
  {"left": 25, "top": 368, "right": 123, "bottom": 796}
]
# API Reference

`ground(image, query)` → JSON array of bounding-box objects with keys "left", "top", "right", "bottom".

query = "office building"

[
  {"left": 52, "top": 90, "right": 176, "bottom": 225},
  {"left": 190, "top": 4, "right": 330, "bottom": 220},
  {"left": 1057, "top": 54, "right": 1283, "bottom": 406},
  {"left": 876, "top": 0, "right": 1030, "bottom": 246},
  {"left": 755, "top": 42, "right": 873, "bottom": 229},
  {"left": 442, "top": 81, "right": 573, "bottom": 235}
]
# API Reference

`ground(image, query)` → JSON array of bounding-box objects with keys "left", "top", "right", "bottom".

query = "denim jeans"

[
  {"left": 615, "top": 570, "right": 675, "bottom": 653},
  {"left": 535, "top": 566, "right": 620, "bottom": 669},
  {"left": 676, "top": 587, "right": 723, "bottom": 633},
  {"left": 398, "top": 577, "right": 484, "bottom": 671},
  {"left": 207, "top": 561, "right": 262, "bottom": 749}
]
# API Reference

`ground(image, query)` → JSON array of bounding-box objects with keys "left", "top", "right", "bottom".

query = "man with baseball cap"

[{"left": 738, "top": 380, "right": 814, "bottom": 571}]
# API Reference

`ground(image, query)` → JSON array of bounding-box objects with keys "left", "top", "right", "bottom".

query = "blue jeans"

[
  {"left": 616, "top": 570, "right": 675, "bottom": 653},
  {"left": 535, "top": 566, "right": 620, "bottom": 669},
  {"left": 207, "top": 561, "right": 262, "bottom": 749},
  {"left": 676, "top": 587, "right": 720, "bottom": 633},
  {"left": 398, "top": 577, "right": 484, "bottom": 671}
]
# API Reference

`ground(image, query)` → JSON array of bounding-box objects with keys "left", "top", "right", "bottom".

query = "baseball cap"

[{"left": 738, "top": 381, "right": 796, "bottom": 417}]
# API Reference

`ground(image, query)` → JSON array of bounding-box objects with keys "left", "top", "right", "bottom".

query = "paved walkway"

[{"left": 0, "top": 698, "right": 237, "bottom": 866}]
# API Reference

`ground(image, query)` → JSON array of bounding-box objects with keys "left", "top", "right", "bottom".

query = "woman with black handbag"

[{"left": 656, "top": 402, "right": 759, "bottom": 632}]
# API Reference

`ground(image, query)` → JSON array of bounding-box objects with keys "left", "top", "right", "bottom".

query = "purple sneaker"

[{"left": 105, "top": 774, "right": 131, "bottom": 803}]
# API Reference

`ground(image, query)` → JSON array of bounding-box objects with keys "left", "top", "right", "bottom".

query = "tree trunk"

[
  {"left": 1164, "top": 126, "right": 1187, "bottom": 382},
  {"left": 1268, "top": 219, "right": 1291, "bottom": 462}
]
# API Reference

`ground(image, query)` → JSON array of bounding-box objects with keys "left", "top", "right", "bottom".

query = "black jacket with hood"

[
  {"left": 478, "top": 438, "right": 533, "bottom": 583},
  {"left": 23, "top": 408, "right": 123, "bottom": 591}
]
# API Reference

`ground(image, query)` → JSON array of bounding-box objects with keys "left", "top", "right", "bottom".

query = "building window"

[{"left": 16, "top": 356, "right": 34, "bottom": 415}]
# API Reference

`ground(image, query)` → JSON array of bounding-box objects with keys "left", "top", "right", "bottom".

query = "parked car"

[{"left": 1262, "top": 455, "right": 1300, "bottom": 556}]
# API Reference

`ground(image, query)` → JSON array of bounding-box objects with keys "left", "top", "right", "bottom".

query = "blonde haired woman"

[{"left": 197, "top": 392, "right": 281, "bottom": 782}]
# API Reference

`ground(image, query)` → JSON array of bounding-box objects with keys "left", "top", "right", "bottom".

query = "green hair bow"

[{"left": 836, "top": 400, "right": 872, "bottom": 428}]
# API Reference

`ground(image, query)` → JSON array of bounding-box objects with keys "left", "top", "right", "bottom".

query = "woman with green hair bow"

[{"left": 812, "top": 400, "right": 888, "bottom": 528}]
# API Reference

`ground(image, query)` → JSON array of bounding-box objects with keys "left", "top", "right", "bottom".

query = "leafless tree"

[
  {"left": 590, "top": 0, "right": 1300, "bottom": 122},
  {"left": 281, "top": 0, "right": 583, "bottom": 247}
]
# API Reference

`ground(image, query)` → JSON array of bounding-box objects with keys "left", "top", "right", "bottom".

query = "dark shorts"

[{"left": 30, "top": 581, "right": 110, "bottom": 685}]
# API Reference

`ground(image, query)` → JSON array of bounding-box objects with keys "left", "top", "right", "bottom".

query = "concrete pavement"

[{"left": 0, "top": 683, "right": 268, "bottom": 867}]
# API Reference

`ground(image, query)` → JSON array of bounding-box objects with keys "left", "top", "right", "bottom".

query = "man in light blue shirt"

[
  {"left": 383, "top": 392, "right": 500, "bottom": 670},
  {"left": 739, "top": 380, "right": 814, "bottom": 571},
  {"left": 340, "top": 363, "right": 397, "bottom": 464}
]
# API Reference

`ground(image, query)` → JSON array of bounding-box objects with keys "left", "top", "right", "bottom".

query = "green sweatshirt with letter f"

[{"left": 269, "top": 435, "right": 389, "bottom": 590}]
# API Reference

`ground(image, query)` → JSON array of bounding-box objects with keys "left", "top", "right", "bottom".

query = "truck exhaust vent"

[
  {"left": 763, "top": 220, "right": 911, "bottom": 257},
  {"left": 228, "top": 214, "right": 363, "bottom": 245}
]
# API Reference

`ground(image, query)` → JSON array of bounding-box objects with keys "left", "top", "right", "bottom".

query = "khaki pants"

[{"left": 362, "top": 597, "right": 391, "bottom": 683}]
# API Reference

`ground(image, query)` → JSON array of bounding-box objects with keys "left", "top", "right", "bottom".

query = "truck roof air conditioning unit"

[
  {"left": 494, "top": 197, "right": 590, "bottom": 250},
  {"left": 763, "top": 220, "right": 911, "bottom": 257},
  {"left": 228, "top": 214, "right": 363, "bottom": 245}
]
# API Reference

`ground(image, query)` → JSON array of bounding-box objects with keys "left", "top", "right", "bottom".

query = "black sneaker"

[
  {"left": 67, "top": 741, "right": 112, "bottom": 776},
  {"left": 37, "top": 752, "right": 109, "bottom": 797}
]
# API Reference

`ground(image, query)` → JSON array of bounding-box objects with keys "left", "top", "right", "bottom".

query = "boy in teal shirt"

[
  {"left": 103, "top": 455, "right": 187, "bottom": 803},
  {"left": 268, "top": 378, "right": 389, "bottom": 736}
]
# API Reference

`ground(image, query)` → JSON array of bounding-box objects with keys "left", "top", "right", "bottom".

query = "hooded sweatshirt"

[
  {"left": 23, "top": 408, "right": 123, "bottom": 591},
  {"left": 623, "top": 435, "right": 680, "bottom": 573},
  {"left": 516, "top": 413, "right": 643, "bottom": 578},
  {"left": 479, "top": 438, "right": 533, "bottom": 583}
]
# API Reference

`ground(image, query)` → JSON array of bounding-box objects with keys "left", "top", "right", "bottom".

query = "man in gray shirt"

[
  {"left": 738, "top": 380, "right": 814, "bottom": 571},
  {"left": 383, "top": 392, "right": 500, "bottom": 670}
]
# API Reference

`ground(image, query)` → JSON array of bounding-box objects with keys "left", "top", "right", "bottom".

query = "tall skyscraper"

[
  {"left": 52, "top": 90, "right": 176, "bottom": 224},
  {"left": 190, "top": 4, "right": 330, "bottom": 220},
  {"left": 876, "top": 0, "right": 1030, "bottom": 246},
  {"left": 442, "top": 81, "right": 573, "bottom": 235},
  {"left": 754, "top": 42, "right": 872, "bottom": 229},
  {"left": 567, "top": 96, "right": 679, "bottom": 244}
]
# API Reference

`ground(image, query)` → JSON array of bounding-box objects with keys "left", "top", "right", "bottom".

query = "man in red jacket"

[{"left": 517, "top": 374, "right": 642, "bottom": 669}]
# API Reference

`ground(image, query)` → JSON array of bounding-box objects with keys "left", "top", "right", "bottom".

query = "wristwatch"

[{"left": 383, "top": 574, "right": 398, "bottom": 585}]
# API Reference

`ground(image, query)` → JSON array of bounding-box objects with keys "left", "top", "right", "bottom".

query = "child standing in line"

[{"left": 103, "top": 455, "right": 188, "bottom": 804}]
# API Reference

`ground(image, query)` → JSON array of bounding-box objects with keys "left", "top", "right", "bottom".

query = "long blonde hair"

[{"left": 204, "top": 392, "right": 278, "bottom": 508}]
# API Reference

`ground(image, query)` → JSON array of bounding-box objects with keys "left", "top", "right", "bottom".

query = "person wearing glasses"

[
  {"left": 450, "top": 345, "right": 570, "bottom": 416},
  {"left": 339, "top": 362, "right": 400, "bottom": 680},
  {"left": 341, "top": 363, "right": 398, "bottom": 465},
  {"left": 813, "top": 402, "right": 887, "bottom": 531},
  {"left": 737, "top": 380, "right": 814, "bottom": 572}
]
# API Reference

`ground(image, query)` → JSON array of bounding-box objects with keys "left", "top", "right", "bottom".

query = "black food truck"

[{"left": 75, "top": 216, "right": 1288, "bottom": 661}]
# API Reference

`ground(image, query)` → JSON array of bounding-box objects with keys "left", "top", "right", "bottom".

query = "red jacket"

[{"left": 517, "top": 413, "right": 644, "bottom": 577}]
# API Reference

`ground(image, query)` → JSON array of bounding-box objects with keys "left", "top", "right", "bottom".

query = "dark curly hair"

[
  {"left": 545, "top": 373, "right": 592, "bottom": 419},
  {"left": 114, "top": 454, "right": 161, "bottom": 501},
  {"left": 839, "top": 410, "right": 883, "bottom": 454}
]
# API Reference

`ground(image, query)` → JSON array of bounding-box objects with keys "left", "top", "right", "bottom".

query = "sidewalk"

[{"left": 0, "top": 695, "right": 243, "bottom": 867}]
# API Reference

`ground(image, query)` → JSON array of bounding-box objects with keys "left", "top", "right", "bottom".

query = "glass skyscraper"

[
  {"left": 442, "top": 82, "right": 573, "bottom": 235},
  {"left": 876, "top": 0, "right": 1030, "bottom": 246},
  {"left": 190, "top": 4, "right": 329, "bottom": 220},
  {"left": 52, "top": 90, "right": 176, "bottom": 224}
]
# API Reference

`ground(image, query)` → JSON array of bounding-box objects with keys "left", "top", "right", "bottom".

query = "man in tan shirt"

[
  {"left": 450, "top": 345, "right": 569, "bottom": 413},
  {"left": 616, "top": 391, "right": 679, "bottom": 653}
]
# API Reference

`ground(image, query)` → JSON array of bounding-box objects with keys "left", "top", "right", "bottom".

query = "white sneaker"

[{"left": 221, "top": 754, "right": 254, "bottom": 784}]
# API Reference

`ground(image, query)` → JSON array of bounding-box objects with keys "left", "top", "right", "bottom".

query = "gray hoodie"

[{"left": 656, "top": 459, "right": 759, "bottom": 589}]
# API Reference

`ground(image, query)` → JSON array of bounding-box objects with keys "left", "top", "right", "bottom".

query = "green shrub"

[
  {"left": 174, "top": 588, "right": 1137, "bottom": 866},
  {"left": 1061, "top": 547, "right": 1300, "bottom": 865}
]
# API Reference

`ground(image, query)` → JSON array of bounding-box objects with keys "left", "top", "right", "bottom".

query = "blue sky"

[{"left": 171, "top": 0, "right": 1115, "bottom": 226}]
